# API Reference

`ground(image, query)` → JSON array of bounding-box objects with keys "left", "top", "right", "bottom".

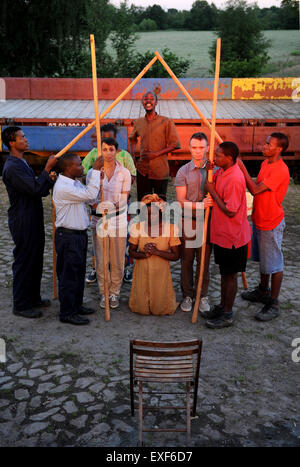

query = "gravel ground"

[{"left": 0, "top": 177, "right": 299, "bottom": 447}]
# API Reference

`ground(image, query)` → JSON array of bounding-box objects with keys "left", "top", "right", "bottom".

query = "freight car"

[{"left": 0, "top": 77, "right": 299, "bottom": 178}]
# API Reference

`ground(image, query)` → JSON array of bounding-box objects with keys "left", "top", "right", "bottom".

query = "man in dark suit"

[{"left": 2, "top": 126, "right": 57, "bottom": 318}]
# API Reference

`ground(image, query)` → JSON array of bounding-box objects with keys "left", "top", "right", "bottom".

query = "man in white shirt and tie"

[{"left": 53, "top": 153, "right": 103, "bottom": 325}]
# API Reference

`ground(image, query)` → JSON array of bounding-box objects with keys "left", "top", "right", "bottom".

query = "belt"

[
  {"left": 56, "top": 227, "right": 87, "bottom": 235},
  {"left": 91, "top": 209, "right": 125, "bottom": 219}
]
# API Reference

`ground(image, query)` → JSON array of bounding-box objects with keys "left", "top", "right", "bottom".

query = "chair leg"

[
  {"left": 130, "top": 380, "right": 134, "bottom": 416},
  {"left": 130, "top": 345, "right": 134, "bottom": 416},
  {"left": 186, "top": 382, "right": 191, "bottom": 441},
  {"left": 138, "top": 381, "right": 143, "bottom": 446}
]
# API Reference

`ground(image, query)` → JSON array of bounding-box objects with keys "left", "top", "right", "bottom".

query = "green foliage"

[
  {"left": 102, "top": 2, "right": 190, "bottom": 78},
  {"left": 143, "top": 5, "right": 168, "bottom": 30},
  {"left": 130, "top": 0, "right": 299, "bottom": 31},
  {"left": 280, "top": 0, "right": 299, "bottom": 28},
  {"left": 0, "top": 0, "right": 113, "bottom": 77},
  {"left": 133, "top": 48, "right": 190, "bottom": 78},
  {"left": 138, "top": 19, "right": 158, "bottom": 32},
  {"left": 219, "top": 57, "right": 269, "bottom": 78},
  {"left": 166, "top": 9, "right": 189, "bottom": 29},
  {"left": 185, "top": 1, "right": 218, "bottom": 31},
  {"left": 2, "top": 0, "right": 296, "bottom": 79},
  {"left": 108, "top": 1, "right": 138, "bottom": 76},
  {"left": 210, "top": 0, "right": 270, "bottom": 77}
]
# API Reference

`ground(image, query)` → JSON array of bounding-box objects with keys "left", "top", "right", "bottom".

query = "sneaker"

[
  {"left": 100, "top": 296, "right": 107, "bottom": 309},
  {"left": 123, "top": 267, "right": 133, "bottom": 284},
  {"left": 180, "top": 296, "right": 192, "bottom": 312},
  {"left": 86, "top": 269, "right": 97, "bottom": 284},
  {"left": 199, "top": 296, "right": 210, "bottom": 313},
  {"left": 200, "top": 304, "right": 224, "bottom": 320},
  {"left": 241, "top": 285, "right": 271, "bottom": 304},
  {"left": 109, "top": 294, "right": 119, "bottom": 309},
  {"left": 255, "top": 300, "right": 280, "bottom": 322},
  {"left": 205, "top": 313, "right": 234, "bottom": 329}
]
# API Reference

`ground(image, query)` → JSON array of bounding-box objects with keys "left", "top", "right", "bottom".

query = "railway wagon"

[{"left": 0, "top": 77, "right": 299, "bottom": 177}]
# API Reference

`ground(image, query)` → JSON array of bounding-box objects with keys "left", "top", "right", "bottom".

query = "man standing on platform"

[
  {"left": 238, "top": 133, "right": 290, "bottom": 322},
  {"left": 175, "top": 132, "right": 214, "bottom": 314},
  {"left": 2, "top": 126, "right": 57, "bottom": 318},
  {"left": 129, "top": 91, "right": 180, "bottom": 201}
]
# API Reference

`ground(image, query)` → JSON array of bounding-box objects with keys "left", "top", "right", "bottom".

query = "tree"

[
  {"left": 209, "top": 0, "right": 270, "bottom": 77},
  {"left": 166, "top": 9, "right": 187, "bottom": 29},
  {"left": 129, "top": 4, "right": 146, "bottom": 25},
  {"left": 258, "top": 7, "right": 281, "bottom": 30},
  {"left": 144, "top": 5, "right": 168, "bottom": 30},
  {"left": 0, "top": 0, "right": 113, "bottom": 77},
  {"left": 102, "top": 1, "right": 190, "bottom": 78},
  {"left": 280, "top": 0, "right": 299, "bottom": 29},
  {"left": 185, "top": 1, "right": 218, "bottom": 30},
  {"left": 138, "top": 19, "right": 158, "bottom": 32},
  {"left": 133, "top": 48, "right": 190, "bottom": 78}
]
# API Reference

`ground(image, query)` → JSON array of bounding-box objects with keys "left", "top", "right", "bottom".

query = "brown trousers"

[
  {"left": 180, "top": 217, "right": 212, "bottom": 299},
  {"left": 93, "top": 229, "right": 127, "bottom": 296}
]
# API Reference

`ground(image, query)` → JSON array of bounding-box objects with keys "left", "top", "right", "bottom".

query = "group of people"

[{"left": 1, "top": 91, "right": 290, "bottom": 329}]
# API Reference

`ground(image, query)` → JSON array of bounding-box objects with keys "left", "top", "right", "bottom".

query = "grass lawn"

[{"left": 132, "top": 30, "right": 300, "bottom": 77}]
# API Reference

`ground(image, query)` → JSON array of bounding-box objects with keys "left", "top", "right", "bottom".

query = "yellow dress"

[{"left": 129, "top": 222, "right": 181, "bottom": 316}]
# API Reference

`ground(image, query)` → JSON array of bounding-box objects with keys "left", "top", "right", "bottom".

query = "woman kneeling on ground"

[{"left": 128, "top": 194, "right": 180, "bottom": 316}]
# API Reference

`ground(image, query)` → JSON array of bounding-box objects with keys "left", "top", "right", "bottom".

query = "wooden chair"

[{"left": 130, "top": 339, "right": 202, "bottom": 445}]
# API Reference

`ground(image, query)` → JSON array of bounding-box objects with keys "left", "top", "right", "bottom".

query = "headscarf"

[{"left": 141, "top": 194, "right": 166, "bottom": 212}]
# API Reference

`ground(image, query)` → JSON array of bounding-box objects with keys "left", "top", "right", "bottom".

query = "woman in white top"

[{"left": 91, "top": 137, "right": 131, "bottom": 309}]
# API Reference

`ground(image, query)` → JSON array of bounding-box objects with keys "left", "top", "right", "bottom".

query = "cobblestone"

[{"left": 0, "top": 179, "right": 299, "bottom": 447}]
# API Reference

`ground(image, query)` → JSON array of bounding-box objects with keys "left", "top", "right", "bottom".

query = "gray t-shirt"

[{"left": 174, "top": 160, "right": 207, "bottom": 202}]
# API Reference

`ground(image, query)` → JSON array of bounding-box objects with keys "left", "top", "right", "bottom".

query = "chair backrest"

[{"left": 130, "top": 339, "right": 202, "bottom": 383}]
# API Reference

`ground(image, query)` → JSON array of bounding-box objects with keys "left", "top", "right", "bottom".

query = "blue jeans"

[{"left": 251, "top": 219, "right": 285, "bottom": 275}]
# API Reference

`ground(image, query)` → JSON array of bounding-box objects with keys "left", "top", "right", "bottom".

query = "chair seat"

[
  {"left": 135, "top": 355, "right": 194, "bottom": 382},
  {"left": 130, "top": 339, "right": 202, "bottom": 445}
]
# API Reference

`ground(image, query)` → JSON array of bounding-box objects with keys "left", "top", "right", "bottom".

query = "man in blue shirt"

[{"left": 2, "top": 126, "right": 57, "bottom": 318}]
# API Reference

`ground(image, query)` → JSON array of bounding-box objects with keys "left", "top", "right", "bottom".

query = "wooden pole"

[
  {"left": 54, "top": 55, "right": 158, "bottom": 159},
  {"left": 52, "top": 199, "right": 57, "bottom": 299},
  {"left": 154, "top": 51, "right": 222, "bottom": 144},
  {"left": 90, "top": 35, "right": 101, "bottom": 159},
  {"left": 90, "top": 34, "right": 110, "bottom": 321},
  {"left": 241, "top": 272, "right": 248, "bottom": 290},
  {"left": 192, "top": 38, "right": 221, "bottom": 324}
]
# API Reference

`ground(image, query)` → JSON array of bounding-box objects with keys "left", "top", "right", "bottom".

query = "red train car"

[{"left": 0, "top": 77, "right": 299, "bottom": 177}]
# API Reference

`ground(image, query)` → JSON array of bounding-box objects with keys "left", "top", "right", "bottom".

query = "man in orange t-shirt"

[{"left": 238, "top": 133, "right": 290, "bottom": 322}]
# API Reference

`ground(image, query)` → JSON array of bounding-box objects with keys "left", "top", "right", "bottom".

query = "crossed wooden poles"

[{"left": 52, "top": 37, "right": 247, "bottom": 323}]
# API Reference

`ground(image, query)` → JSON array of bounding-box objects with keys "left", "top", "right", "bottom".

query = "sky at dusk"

[{"left": 111, "top": 0, "right": 282, "bottom": 10}]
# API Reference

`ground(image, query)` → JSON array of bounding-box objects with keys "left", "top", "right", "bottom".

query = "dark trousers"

[
  {"left": 9, "top": 217, "right": 44, "bottom": 311},
  {"left": 55, "top": 229, "right": 88, "bottom": 319},
  {"left": 137, "top": 171, "right": 168, "bottom": 201}
]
